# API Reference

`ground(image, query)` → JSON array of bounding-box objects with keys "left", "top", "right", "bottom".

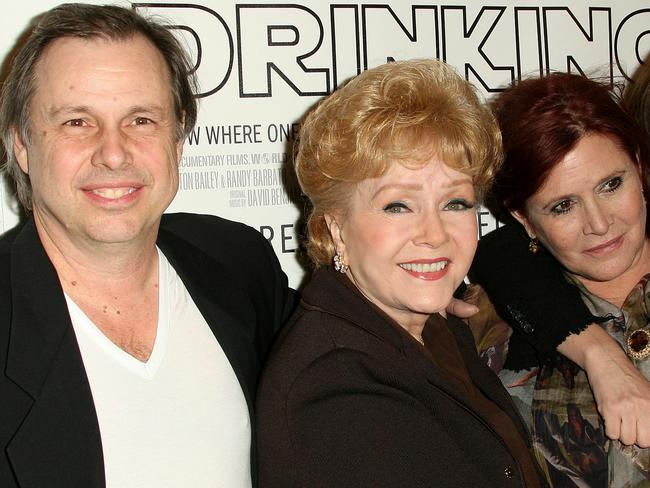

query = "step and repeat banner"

[{"left": 1, "top": 0, "right": 648, "bottom": 287}]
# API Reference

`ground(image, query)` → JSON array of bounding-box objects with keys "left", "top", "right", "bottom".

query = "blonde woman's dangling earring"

[{"left": 333, "top": 251, "right": 349, "bottom": 273}]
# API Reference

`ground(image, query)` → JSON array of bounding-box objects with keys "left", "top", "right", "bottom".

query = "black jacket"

[
  {"left": 470, "top": 224, "right": 597, "bottom": 369},
  {"left": 0, "top": 212, "right": 293, "bottom": 487}
]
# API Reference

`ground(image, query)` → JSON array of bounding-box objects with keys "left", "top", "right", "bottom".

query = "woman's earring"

[
  {"left": 528, "top": 237, "right": 538, "bottom": 254},
  {"left": 333, "top": 251, "right": 349, "bottom": 274}
]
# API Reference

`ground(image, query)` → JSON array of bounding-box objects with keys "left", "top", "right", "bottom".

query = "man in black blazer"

[{"left": 0, "top": 4, "right": 292, "bottom": 487}]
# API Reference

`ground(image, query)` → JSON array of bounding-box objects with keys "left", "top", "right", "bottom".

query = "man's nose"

[{"left": 91, "top": 126, "right": 131, "bottom": 169}]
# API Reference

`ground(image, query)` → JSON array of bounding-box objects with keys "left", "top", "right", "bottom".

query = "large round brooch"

[{"left": 626, "top": 328, "right": 650, "bottom": 360}]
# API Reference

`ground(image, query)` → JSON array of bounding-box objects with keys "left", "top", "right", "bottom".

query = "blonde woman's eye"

[
  {"left": 444, "top": 199, "right": 475, "bottom": 211},
  {"left": 383, "top": 202, "right": 409, "bottom": 213}
]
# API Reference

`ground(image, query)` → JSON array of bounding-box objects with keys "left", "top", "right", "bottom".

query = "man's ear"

[
  {"left": 511, "top": 209, "right": 536, "bottom": 239},
  {"left": 175, "top": 138, "right": 184, "bottom": 163},
  {"left": 12, "top": 128, "right": 29, "bottom": 174},
  {"left": 176, "top": 116, "right": 186, "bottom": 163},
  {"left": 324, "top": 213, "right": 345, "bottom": 252}
]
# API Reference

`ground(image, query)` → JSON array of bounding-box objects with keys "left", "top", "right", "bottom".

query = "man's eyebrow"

[
  {"left": 125, "top": 104, "right": 167, "bottom": 116},
  {"left": 47, "top": 105, "right": 91, "bottom": 117},
  {"left": 47, "top": 104, "right": 168, "bottom": 118}
]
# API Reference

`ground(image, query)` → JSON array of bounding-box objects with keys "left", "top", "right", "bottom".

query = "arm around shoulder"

[{"left": 471, "top": 224, "right": 597, "bottom": 359}]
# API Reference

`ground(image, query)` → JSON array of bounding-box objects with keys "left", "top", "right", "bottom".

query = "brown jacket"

[{"left": 256, "top": 268, "right": 542, "bottom": 488}]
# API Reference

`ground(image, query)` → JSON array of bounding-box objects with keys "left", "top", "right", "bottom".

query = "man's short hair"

[{"left": 0, "top": 3, "right": 198, "bottom": 210}]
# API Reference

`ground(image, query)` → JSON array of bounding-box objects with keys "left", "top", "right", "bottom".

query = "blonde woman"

[{"left": 256, "top": 59, "right": 544, "bottom": 488}]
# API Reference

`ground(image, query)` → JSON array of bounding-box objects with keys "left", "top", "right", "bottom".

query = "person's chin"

[
  {"left": 406, "top": 294, "right": 453, "bottom": 317},
  {"left": 83, "top": 216, "right": 149, "bottom": 244},
  {"left": 575, "top": 258, "right": 635, "bottom": 283}
]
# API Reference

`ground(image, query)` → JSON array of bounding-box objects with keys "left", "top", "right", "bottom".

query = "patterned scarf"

[
  {"left": 529, "top": 274, "right": 650, "bottom": 488},
  {"left": 606, "top": 274, "right": 650, "bottom": 487}
]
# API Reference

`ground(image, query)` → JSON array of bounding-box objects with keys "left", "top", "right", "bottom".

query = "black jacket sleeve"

[{"left": 470, "top": 224, "right": 598, "bottom": 369}]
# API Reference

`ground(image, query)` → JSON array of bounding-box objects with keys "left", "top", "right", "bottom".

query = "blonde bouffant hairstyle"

[{"left": 296, "top": 58, "right": 503, "bottom": 267}]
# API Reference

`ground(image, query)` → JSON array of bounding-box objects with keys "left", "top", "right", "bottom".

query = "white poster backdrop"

[{"left": 1, "top": 0, "right": 649, "bottom": 287}]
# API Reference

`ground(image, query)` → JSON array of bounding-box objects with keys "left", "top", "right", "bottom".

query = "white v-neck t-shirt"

[{"left": 66, "top": 248, "right": 251, "bottom": 488}]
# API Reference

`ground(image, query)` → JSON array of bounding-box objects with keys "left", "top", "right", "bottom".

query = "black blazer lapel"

[
  {"left": 5, "top": 220, "right": 104, "bottom": 487},
  {"left": 156, "top": 227, "right": 259, "bottom": 411}
]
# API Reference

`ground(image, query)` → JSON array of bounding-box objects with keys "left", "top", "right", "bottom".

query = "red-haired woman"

[{"left": 469, "top": 73, "right": 650, "bottom": 487}]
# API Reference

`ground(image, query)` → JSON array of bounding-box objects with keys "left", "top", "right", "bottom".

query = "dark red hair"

[{"left": 491, "top": 73, "right": 650, "bottom": 227}]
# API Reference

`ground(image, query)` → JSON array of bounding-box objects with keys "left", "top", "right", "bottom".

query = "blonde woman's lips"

[{"left": 398, "top": 259, "right": 450, "bottom": 280}]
